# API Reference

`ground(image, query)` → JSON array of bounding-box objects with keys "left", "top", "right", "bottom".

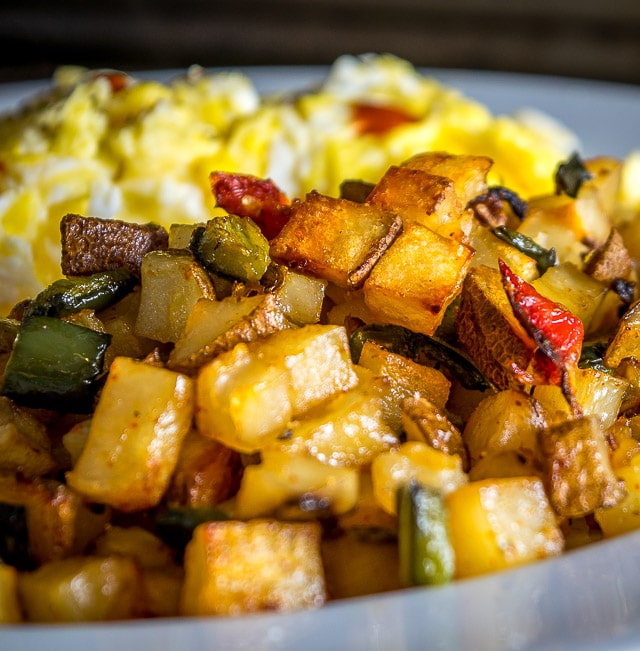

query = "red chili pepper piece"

[
  {"left": 209, "top": 171, "right": 291, "bottom": 240},
  {"left": 499, "top": 258, "right": 584, "bottom": 416},
  {"left": 351, "top": 103, "right": 418, "bottom": 136},
  {"left": 90, "top": 70, "right": 132, "bottom": 93}
]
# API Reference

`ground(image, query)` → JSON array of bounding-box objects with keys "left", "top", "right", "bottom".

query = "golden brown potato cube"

[
  {"left": 278, "top": 369, "right": 399, "bottom": 467},
  {"left": 364, "top": 221, "right": 474, "bottom": 336},
  {"left": 180, "top": 520, "right": 326, "bottom": 616},
  {"left": 401, "top": 151, "right": 493, "bottom": 206},
  {"left": 462, "top": 389, "right": 547, "bottom": 468},
  {"left": 583, "top": 156, "right": 623, "bottom": 216},
  {"left": 270, "top": 191, "right": 403, "bottom": 290},
  {"left": 167, "top": 293, "right": 291, "bottom": 373},
  {"left": 533, "top": 367, "right": 628, "bottom": 431},
  {"left": 60, "top": 213, "right": 168, "bottom": 277},
  {"left": 66, "top": 356, "right": 194, "bottom": 511},
  {"left": 539, "top": 415, "right": 625, "bottom": 518},
  {"left": 595, "top": 451, "right": 640, "bottom": 537},
  {"left": 446, "top": 476, "right": 564, "bottom": 578},
  {"left": 357, "top": 340, "right": 451, "bottom": 431},
  {"left": 0, "top": 564, "right": 22, "bottom": 623},
  {"left": 401, "top": 395, "right": 469, "bottom": 471},
  {"left": 234, "top": 448, "right": 359, "bottom": 519},
  {"left": 19, "top": 556, "right": 143, "bottom": 622},
  {"left": 0, "top": 396, "right": 57, "bottom": 478},
  {"left": 454, "top": 264, "right": 534, "bottom": 390},
  {"left": 604, "top": 300, "right": 640, "bottom": 368},
  {"left": 584, "top": 228, "right": 634, "bottom": 285},
  {"left": 371, "top": 441, "right": 468, "bottom": 515},
  {"left": 367, "top": 166, "right": 470, "bottom": 241},
  {"left": 273, "top": 267, "right": 327, "bottom": 326},
  {"left": 135, "top": 249, "right": 216, "bottom": 343},
  {"left": 196, "top": 325, "right": 358, "bottom": 453},
  {"left": 0, "top": 473, "right": 109, "bottom": 565},
  {"left": 166, "top": 430, "right": 243, "bottom": 508}
]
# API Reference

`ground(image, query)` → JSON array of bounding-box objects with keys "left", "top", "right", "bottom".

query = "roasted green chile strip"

[
  {"left": 1, "top": 316, "right": 111, "bottom": 412},
  {"left": 397, "top": 480, "right": 455, "bottom": 586}
]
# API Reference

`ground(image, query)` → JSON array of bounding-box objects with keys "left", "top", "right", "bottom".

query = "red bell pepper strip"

[
  {"left": 499, "top": 259, "right": 584, "bottom": 416},
  {"left": 209, "top": 171, "right": 291, "bottom": 240}
]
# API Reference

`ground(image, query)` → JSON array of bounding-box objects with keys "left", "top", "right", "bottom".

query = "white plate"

[{"left": 2, "top": 67, "right": 640, "bottom": 651}]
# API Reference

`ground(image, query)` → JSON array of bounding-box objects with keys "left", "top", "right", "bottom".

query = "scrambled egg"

[{"left": 0, "top": 53, "right": 635, "bottom": 315}]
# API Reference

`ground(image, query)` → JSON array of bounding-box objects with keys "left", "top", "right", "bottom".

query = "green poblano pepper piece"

[
  {"left": 190, "top": 215, "right": 271, "bottom": 283},
  {"left": 1, "top": 316, "right": 111, "bottom": 412}
]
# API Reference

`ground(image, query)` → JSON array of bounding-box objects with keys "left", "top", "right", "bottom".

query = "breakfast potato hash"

[{"left": 1, "top": 56, "right": 640, "bottom": 624}]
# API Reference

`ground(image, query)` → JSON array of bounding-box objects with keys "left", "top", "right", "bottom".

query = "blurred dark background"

[{"left": 0, "top": 0, "right": 639, "bottom": 85}]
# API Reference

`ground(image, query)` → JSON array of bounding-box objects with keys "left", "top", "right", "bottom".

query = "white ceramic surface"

[{"left": 1, "top": 68, "right": 640, "bottom": 651}]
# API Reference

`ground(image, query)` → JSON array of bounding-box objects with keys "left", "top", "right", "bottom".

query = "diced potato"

[
  {"left": 180, "top": 520, "right": 326, "bottom": 616},
  {"left": 367, "top": 166, "right": 470, "bottom": 241},
  {"left": 468, "top": 450, "right": 542, "bottom": 481},
  {"left": 19, "top": 555, "right": 143, "bottom": 622},
  {"left": 595, "top": 451, "right": 640, "bottom": 537},
  {"left": 321, "top": 530, "right": 401, "bottom": 600},
  {"left": 195, "top": 325, "right": 358, "bottom": 452},
  {"left": 135, "top": 249, "right": 215, "bottom": 343},
  {"left": 0, "top": 473, "right": 109, "bottom": 565},
  {"left": 454, "top": 264, "right": 534, "bottom": 390},
  {"left": 467, "top": 222, "right": 539, "bottom": 281},
  {"left": 583, "top": 156, "right": 624, "bottom": 217},
  {"left": 92, "top": 526, "right": 176, "bottom": 569},
  {"left": 66, "top": 356, "right": 194, "bottom": 511},
  {"left": 401, "top": 395, "right": 469, "bottom": 471},
  {"left": 0, "top": 564, "right": 22, "bottom": 623},
  {"left": 604, "top": 300, "right": 640, "bottom": 368},
  {"left": 462, "top": 389, "right": 547, "bottom": 467},
  {"left": 166, "top": 430, "right": 243, "bottom": 508},
  {"left": 168, "top": 293, "right": 291, "bottom": 373},
  {"left": 583, "top": 227, "right": 634, "bottom": 285},
  {"left": 401, "top": 151, "right": 493, "bottom": 206},
  {"left": 270, "top": 191, "right": 403, "bottom": 290},
  {"left": 278, "top": 369, "right": 399, "bottom": 467},
  {"left": 531, "top": 262, "right": 608, "bottom": 332},
  {"left": 357, "top": 340, "right": 451, "bottom": 431},
  {"left": 274, "top": 267, "right": 327, "bottom": 326},
  {"left": 234, "top": 448, "right": 359, "bottom": 519},
  {"left": 539, "top": 415, "right": 624, "bottom": 518},
  {"left": 533, "top": 368, "right": 628, "bottom": 431},
  {"left": 0, "top": 396, "right": 57, "bottom": 477},
  {"left": 518, "top": 195, "right": 590, "bottom": 266},
  {"left": 445, "top": 476, "right": 564, "bottom": 578},
  {"left": 364, "top": 221, "right": 474, "bottom": 336},
  {"left": 139, "top": 566, "right": 184, "bottom": 618},
  {"left": 61, "top": 419, "right": 91, "bottom": 466},
  {"left": 371, "top": 441, "right": 468, "bottom": 515}
]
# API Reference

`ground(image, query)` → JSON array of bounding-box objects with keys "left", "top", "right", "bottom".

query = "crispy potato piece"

[
  {"left": 60, "top": 213, "right": 168, "bottom": 277},
  {"left": 454, "top": 264, "right": 533, "bottom": 390},
  {"left": 583, "top": 156, "right": 624, "bottom": 216},
  {"left": 135, "top": 249, "right": 216, "bottom": 344},
  {"left": 401, "top": 396, "right": 469, "bottom": 471},
  {"left": 446, "top": 476, "right": 564, "bottom": 578},
  {"left": 180, "top": 519, "right": 326, "bottom": 616},
  {"left": 364, "top": 221, "right": 474, "bottom": 336},
  {"left": 270, "top": 191, "right": 403, "bottom": 290},
  {"left": 195, "top": 325, "right": 358, "bottom": 453},
  {"left": 462, "top": 389, "right": 547, "bottom": 467},
  {"left": 66, "top": 357, "right": 194, "bottom": 512},
  {"left": 234, "top": 448, "right": 359, "bottom": 519},
  {"left": 371, "top": 441, "right": 468, "bottom": 515},
  {"left": 400, "top": 151, "right": 493, "bottom": 206},
  {"left": 583, "top": 228, "right": 634, "bottom": 284},
  {"left": 357, "top": 340, "right": 451, "bottom": 431},
  {"left": 166, "top": 430, "right": 243, "bottom": 508},
  {"left": 0, "top": 396, "right": 57, "bottom": 477},
  {"left": 539, "top": 415, "right": 625, "bottom": 518},
  {"left": 278, "top": 368, "right": 399, "bottom": 467},
  {"left": 367, "top": 166, "right": 470, "bottom": 241},
  {"left": 604, "top": 300, "right": 640, "bottom": 368},
  {"left": 167, "top": 293, "right": 291, "bottom": 373},
  {"left": 19, "top": 555, "right": 143, "bottom": 622},
  {"left": 0, "top": 472, "right": 109, "bottom": 565}
]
